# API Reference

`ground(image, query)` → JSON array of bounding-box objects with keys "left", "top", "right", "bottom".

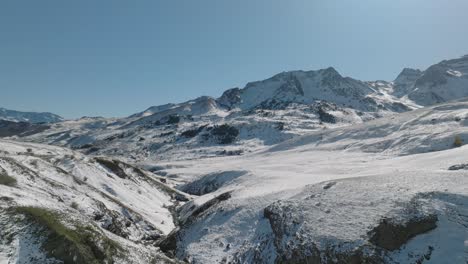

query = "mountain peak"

[
  {"left": 322, "top": 66, "right": 340, "bottom": 76},
  {"left": 394, "top": 68, "right": 422, "bottom": 83}
]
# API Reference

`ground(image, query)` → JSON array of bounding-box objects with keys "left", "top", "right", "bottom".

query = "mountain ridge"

[
  {"left": 0, "top": 107, "right": 63, "bottom": 124},
  {"left": 15, "top": 54, "right": 468, "bottom": 163}
]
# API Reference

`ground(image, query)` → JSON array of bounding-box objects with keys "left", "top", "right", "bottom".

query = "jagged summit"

[
  {"left": 394, "top": 68, "right": 423, "bottom": 83},
  {"left": 392, "top": 68, "right": 423, "bottom": 97},
  {"left": 405, "top": 54, "right": 468, "bottom": 105}
]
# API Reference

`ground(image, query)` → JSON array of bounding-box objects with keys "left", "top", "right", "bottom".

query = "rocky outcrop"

[
  {"left": 263, "top": 203, "right": 383, "bottom": 264},
  {"left": 448, "top": 163, "right": 468, "bottom": 170},
  {"left": 159, "top": 191, "right": 232, "bottom": 257},
  {"left": 262, "top": 190, "right": 440, "bottom": 264},
  {"left": 179, "top": 171, "right": 247, "bottom": 195},
  {"left": 368, "top": 214, "right": 437, "bottom": 251}
]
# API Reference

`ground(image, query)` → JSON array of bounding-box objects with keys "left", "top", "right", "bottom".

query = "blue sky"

[{"left": 1, "top": 0, "right": 467, "bottom": 118}]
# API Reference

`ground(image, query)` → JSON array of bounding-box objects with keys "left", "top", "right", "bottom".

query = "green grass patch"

[
  {"left": 0, "top": 172, "right": 17, "bottom": 187},
  {"left": 14, "top": 206, "right": 123, "bottom": 264}
]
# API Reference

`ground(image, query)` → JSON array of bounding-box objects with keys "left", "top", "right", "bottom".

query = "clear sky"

[{"left": 1, "top": 0, "right": 467, "bottom": 118}]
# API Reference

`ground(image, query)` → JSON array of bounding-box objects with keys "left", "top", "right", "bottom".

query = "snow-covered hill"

[
  {"left": 0, "top": 140, "right": 188, "bottom": 263},
  {"left": 0, "top": 108, "right": 63, "bottom": 124}
]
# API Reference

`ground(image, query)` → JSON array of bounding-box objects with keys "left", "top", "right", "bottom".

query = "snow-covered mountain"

[
  {"left": 392, "top": 55, "right": 468, "bottom": 106},
  {"left": 18, "top": 56, "right": 468, "bottom": 163},
  {"left": 218, "top": 67, "right": 411, "bottom": 112},
  {"left": 19, "top": 66, "right": 418, "bottom": 162},
  {"left": 0, "top": 107, "right": 63, "bottom": 123},
  {"left": 4, "top": 54, "right": 468, "bottom": 263}
]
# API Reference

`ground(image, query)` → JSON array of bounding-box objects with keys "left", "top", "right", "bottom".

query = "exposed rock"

[
  {"left": 263, "top": 203, "right": 384, "bottom": 264},
  {"left": 211, "top": 124, "right": 239, "bottom": 144},
  {"left": 159, "top": 192, "right": 233, "bottom": 257},
  {"left": 317, "top": 107, "right": 336, "bottom": 124},
  {"left": 95, "top": 157, "right": 128, "bottom": 179},
  {"left": 448, "top": 163, "right": 468, "bottom": 170},
  {"left": 368, "top": 214, "right": 437, "bottom": 250},
  {"left": 179, "top": 171, "right": 247, "bottom": 195}
]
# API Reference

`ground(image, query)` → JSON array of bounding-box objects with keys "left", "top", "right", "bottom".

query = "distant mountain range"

[
  {"left": 0, "top": 56, "right": 462, "bottom": 160},
  {"left": 0, "top": 107, "right": 63, "bottom": 123},
  {"left": 4, "top": 54, "right": 468, "bottom": 161},
  {"left": 133, "top": 54, "right": 468, "bottom": 117}
]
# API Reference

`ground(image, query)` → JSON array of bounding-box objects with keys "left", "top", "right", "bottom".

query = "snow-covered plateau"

[{"left": 2, "top": 54, "right": 468, "bottom": 263}]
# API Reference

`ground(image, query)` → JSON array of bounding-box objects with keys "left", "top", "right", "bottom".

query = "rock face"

[
  {"left": 448, "top": 163, "right": 468, "bottom": 170},
  {"left": 263, "top": 204, "right": 382, "bottom": 264},
  {"left": 393, "top": 68, "right": 423, "bottom": 97},
  {"left": 179, "top": 170, "right": 247, "bottom": 195},
  {"left": 369, "top": 214, "right": 438, "bottom": 251},
  {"left": 255, "top": 182, "right": 446, "bottom": 264}
]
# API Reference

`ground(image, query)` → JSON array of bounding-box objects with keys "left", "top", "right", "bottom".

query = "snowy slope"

[
  {"left": 150, "top": 99, "right": 468, "bottom": 263},
  {"left": 0, "top": 107, "right": 63, "bottom": 123},
  {"left": 0, "top": 139, "right": 188, "bottom": 264},
  {"left": 271, "top": 97, "right": 468, "bottom": 156}
]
